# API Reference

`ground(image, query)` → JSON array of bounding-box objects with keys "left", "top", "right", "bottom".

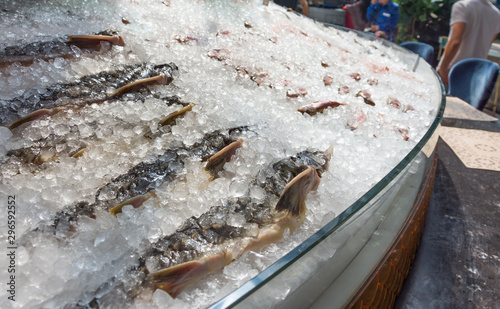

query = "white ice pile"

[{"left": 0, "top": 0, "right": 442, "bottom": 308}]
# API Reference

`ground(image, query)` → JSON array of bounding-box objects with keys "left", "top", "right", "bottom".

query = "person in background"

[
  {"left": 366, "top": 0, "right": 399, "bottom": 42},
  {"left": 274, "top": 0, "right": 309, "bottom": 17},
  {"left": 436, "top": 0, "right": 500, "bottom": 85},
  {"left": 360, "top": 0, "right": 372, "bottom": 23}
]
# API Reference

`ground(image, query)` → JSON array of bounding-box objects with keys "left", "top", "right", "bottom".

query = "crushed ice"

[{"left": 0, "top": 0, "right": 441, "bottom": 308}]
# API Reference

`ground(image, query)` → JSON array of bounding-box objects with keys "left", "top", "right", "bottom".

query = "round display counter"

[
  {"left": 0, "top": 1, "right": 444, "bottom": 308},
  {"left": 211, "top": 33, "right": 445, "bottom": 309}
]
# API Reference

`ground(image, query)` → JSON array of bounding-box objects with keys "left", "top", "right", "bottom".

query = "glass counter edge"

[{"left": 209, "top": 30, "right": 447, "bottom": 309}]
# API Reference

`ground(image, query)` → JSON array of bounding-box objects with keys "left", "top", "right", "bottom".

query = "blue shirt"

[{"left": 366, "top": 1, "right": 399, "bottom": 34}]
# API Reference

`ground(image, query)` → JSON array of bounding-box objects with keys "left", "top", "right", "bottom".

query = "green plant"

[{"left": 395, "top": 0, "right": 457, "bottom": 44}]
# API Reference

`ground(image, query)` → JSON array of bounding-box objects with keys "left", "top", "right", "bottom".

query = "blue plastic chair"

[
  {"left": 448, "top": 58, "right": 499, "bottom": 111},
  {"left": 400, "top": 41, "right": 435, "bottom": 65}
]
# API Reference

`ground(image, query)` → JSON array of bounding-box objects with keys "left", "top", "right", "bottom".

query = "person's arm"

[
  {"left": 436, "top": 22, "right": 466, "bottom": 85},
  {"left": 492, "top": 35, "right": 499, "bottom": 45},
  {"left": 299, "top": 0, "right": 309, "bottom": 17},
  {"left": 366, "top": 0, "right": 378, "bottom": 22}
]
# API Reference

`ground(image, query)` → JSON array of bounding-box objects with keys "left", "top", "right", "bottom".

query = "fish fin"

[
  {"left": 9, "top": 108, "right": 65, "bottom": 130},
  {"left": 243, "top": 168, "right": 321, "bottom": 252},
  {"left": 33, "top": 148, "right": 57, "bottom": 165},
  {"left": 275, "top": 166, "right": 320, "bottom": 216},
  {"left": 109, "top": 191, "right": 157, "bottom": 216},
  {"left": 148, "top": 252, "right": 232, "bottom": 298},
  {"left": 323, "top": 145, "right": 334, "bottom": 171},
  {"left": 67, "top": 35, "right": 125, "bottom": 49},
  {"left": 112, "top": 74, "right": 173, "bottom": 97},
  {"left": 158, "top": 103, "right": 195, "bottom": 126},
  {"left": 205, "top": 139, "right": 243, "bottom": 180},
  {"left": 70, "top": 148, "right": 86, "bottom": 158}
]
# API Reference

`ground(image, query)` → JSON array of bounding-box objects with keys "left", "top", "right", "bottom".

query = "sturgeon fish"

[
  {"left": 72, "top": 145, "right": 332, "bottom": 307},
  {"left": 0, "top": 30, "right": 125, "bottom": 68},
  {"left": 2, "top": 62, "right": 177, "bottom": 128},
  {"left": 48, "top": 126, "right": 248, "bottom": 234},
  {"left": 4, "top": 95, "right": 187, "bottom": 166}
]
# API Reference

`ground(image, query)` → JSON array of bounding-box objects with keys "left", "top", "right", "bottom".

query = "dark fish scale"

[
  {"left": 6, "top": 129, "right": 89, "bottom": 164},
  {"left": 145, "top": 197, "right": 269, "bottom": 270},
  {"left": 95, "top": 149, "right": 183, "bottom": 205},
  {"left": 52, "top": 201, "right": 95, "bottom": 234},
  {"left": 256, "top": 150, "right": 329, "bottom": 197},
  {"left": 151, "top": 211, "right": 246, "bottom": 269},
  {"left": 3, "top": 38, "right": 72, "bottom": 57},
  {"left": 1, "top": 30, "right": 120, "bottom": 58},
  {"left": 0, "top": 63, "right": 178, "bottom": 125},
  {"left": 45, "top": 127, "right": 248, "bottom": 232},
  {"left": 4, "top": 94, "right": 183, "bottom": 166},
  {"left": 70, "top": 147, "right": 330, "bottom": 307}
]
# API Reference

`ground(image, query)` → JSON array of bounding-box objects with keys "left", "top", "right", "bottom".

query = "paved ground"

[{"left": 394, "top": 118, "right": 500, "bottom": 309}]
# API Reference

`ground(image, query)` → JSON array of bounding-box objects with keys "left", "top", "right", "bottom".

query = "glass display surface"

[{"left": 210, "top": 29, "right": 445, "bottom": 309}]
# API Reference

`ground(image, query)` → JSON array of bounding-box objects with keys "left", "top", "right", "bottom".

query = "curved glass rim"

[{"left": 210, "top": 28, "right": 447, "bottom": 309}]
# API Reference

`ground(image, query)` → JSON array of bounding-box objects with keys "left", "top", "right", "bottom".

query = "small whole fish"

[
  {"left": 6, "top": 134, "right": 87, "bottom": 166},
  {"left": 0, "top": 30, "right": 125, "bottom": 68},
  {"left": 297, "top": 100, "right": 346, "bottom": 116},
  {"left": 72, "top": 145, "right": 333, "bottom": 307},
  {"left": 356, "top": 90, "right": 375, "bottom": 106},
  {"left": 2, "top": 62, "right": 178, "bottom": 129}
]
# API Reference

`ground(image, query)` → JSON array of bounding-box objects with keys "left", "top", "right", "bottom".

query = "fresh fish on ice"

[
  {"left": 4, "top": 95, "right": 186, "bottom": 167},
  {"left": 2, "top": 62, "right": 177, "bottom": 129},
  {"left": 72, "top": 146, "right": 333, "bottom": 306},
  {"left": 45, "top": 127, "right": 249, "bottom": 233},
  {"left": 0, "top": 30, "right": 125, "bottom": 68}
]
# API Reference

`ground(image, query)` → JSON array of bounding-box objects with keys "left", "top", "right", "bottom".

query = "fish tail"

[
  {"left": 67, "top": 34, "right": 125, "bottom": 49},
  {"left": 242, "top": 165, "right": 322, "bottom": 254},
  {"left": 112, "top": 74, "right": 174, "bottom": 98},
  {"left": 9, "top": 107, "right": 65, "bottom": 130},
  {"left": 109, "top": 191, "right": 157, "bottom": 216},
  {"left": 147, "top": 251, "right": 232, "bottom": 298},
  {"left": 158, "top": 103, "right": 195, "bottom": 126},
  {"left": 275, "top": 165, "right": 320, "bottom": 216},
  {"left": 323, "top": 145, "right": 334, "bottom": 171},
  {"left": 205, "top": 139, "right": 243, "bottom": 180}
]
